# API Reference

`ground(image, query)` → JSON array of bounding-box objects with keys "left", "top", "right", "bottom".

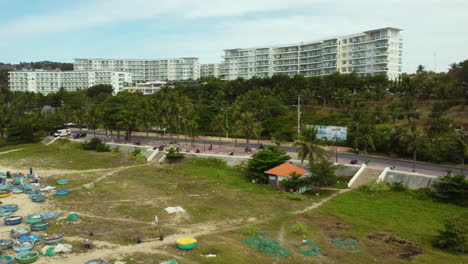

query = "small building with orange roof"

[{"left": 265, "top": 162, "right": 309, "bottom": 192}]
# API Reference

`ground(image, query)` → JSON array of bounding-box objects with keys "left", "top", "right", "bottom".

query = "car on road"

[{"left": 72, "top": 132, "right": 87, "bottom": 139}]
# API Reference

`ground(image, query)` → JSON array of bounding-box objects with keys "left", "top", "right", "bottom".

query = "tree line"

[{"left": 0, "top": 60, "right": 467, "bottom": 166}]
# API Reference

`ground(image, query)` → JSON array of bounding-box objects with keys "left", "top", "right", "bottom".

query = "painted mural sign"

[{"left": 307, "top": 125, "right": 347, "bottom": 142}]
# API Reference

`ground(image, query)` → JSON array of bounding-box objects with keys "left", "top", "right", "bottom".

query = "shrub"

[
  {"left": 112, "top": 146, "right": 120, "bottom": 152},
  {"left": 0, "top": 139, "right": 6, "bottom": 147},
  {"left": 431, "top": 175, "right": 468, "bottom": 206},
  {"left": 409, "top": 188, "right": 432, "bottom": 201},
  {"left": 360, "top": 180, "right": 390, "bottom": 193},
  {"left": 95, "top": 142, "right": 110, "bottom": 152},
  {"left": 83, "top": 138, "right": 110, "bottom": 152},
  {"left": 390, "top": 181, "right": 407, "bottom": 192},
  {"left": 165, "top": 147, "right": 184, "bottom": 163},
  {"left": 433, "top": 219, "right": 467, "bottom": 253},
  {"left": 241, "top": 226, "right": 258, "bottom": 236},
  {"left": 83, "top": 138, "right": 101, "bottom": 150},
  {"left": 290, "top": 222, "right": 308, "bottom": 235},
  {"left": 131, "top": 148, "right": 145, "bottom": 161}
]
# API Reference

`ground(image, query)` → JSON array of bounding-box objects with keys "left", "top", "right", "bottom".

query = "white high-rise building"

[
  {"left": 74, "top": 58, "right": 200, "bottom": 82},
  {"left": 8, "top": 70, "right": 132, "bottom": 94},
  {"left": 200, "top": 63, "right": 221, "bottom": 78},
  {"left": 221, "top": 27, "right": 403, "bottom": 80}
]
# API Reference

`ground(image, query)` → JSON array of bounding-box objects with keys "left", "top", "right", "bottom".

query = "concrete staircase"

[{"left": 348, "top": 166, "right": 383, "bottom": 188}]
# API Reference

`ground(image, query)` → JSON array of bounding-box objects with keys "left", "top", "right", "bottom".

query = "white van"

[{"left": 54, "top": 129, "right": 71, "bottom": 137}]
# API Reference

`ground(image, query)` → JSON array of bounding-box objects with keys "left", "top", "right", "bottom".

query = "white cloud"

[{"left": 2, "top": 0, "right": 468, "bottom": 72}]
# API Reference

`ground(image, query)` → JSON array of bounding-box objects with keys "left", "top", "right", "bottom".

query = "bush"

[
  {"left": 390, "top": 181, "right": 407, "bottom": 192},
  {"left": 433, "top": 219, "right": 467, "bottom": 253},
  {"left": 290, "top": 222, "right": 308, "bottom": 235},
  {"left": 360, "top": 180, "right": 390, "bottom": 193},
  {"left": 95, "top": 142, "right": 110, "bottom": 152},
  {"left": 409, "top": 188, "right": 432, "bottom": 201},
  {"left": 131, "top": 148, "right": 146, "bottom": 161},
  {"left": 431, "top": 175, "right": 468, "bottom": 206},
  {"left": 282, "top": 192, "right": 306, "bottom": 201},
  {"left": 0, "top": 139, "right": 6, "bottom": 147},
  {"left": 112, "top": 146, "right": 120, "bottom": 152},
  {"left": 83, "top": 138, "right": 110, "bottom": 152},
  {"left": 241, "top": 226, "right": 258, "bottom": 236},
  {"left": 165, "top": 147, "right": 184, "bottom": 163}
]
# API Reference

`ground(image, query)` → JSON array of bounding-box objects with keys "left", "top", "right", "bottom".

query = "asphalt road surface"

[{"left": 72, "top": 130, "right": 466, "bottom": 176}]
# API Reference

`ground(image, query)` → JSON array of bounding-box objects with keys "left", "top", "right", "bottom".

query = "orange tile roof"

[{"left": 264, "top": 162, "right": 307, "bottom": 178}]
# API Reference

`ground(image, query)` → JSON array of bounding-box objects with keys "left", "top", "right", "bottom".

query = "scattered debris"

[
  {"left": 202, "top": 254, "right": 217, "bottom": 257},
  {"left": 164, "top": 206, "right": 186, "bottom": 214}
]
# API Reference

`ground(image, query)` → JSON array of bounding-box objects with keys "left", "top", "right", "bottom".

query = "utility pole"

[{"left": 297, "top": 95, "right": 301, "bottom": 138}]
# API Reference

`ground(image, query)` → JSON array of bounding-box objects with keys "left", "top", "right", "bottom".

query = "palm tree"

[
  {"left": 294, "top": 126, "right": 327, "bottom": 165},
  {"left": 234, "top": 112, "right": 259, "bottom": 149},
  {"left": 401, "top": 127, "right": 425, "bottom": 172},
  {"left": 353, "top": 125, "right": 376, "bottom": 154},
  {"left": 138, "top": 98, "right": 154, "bottom": 136},
  {"left": 454, "top": 127, "right": 468, "bottom": 174},
  {"left": 416, "top": 64, "right": 425, "bottom": 74},
  {"left": 85, "top": 105, "right": 100, "bottom": 136}
]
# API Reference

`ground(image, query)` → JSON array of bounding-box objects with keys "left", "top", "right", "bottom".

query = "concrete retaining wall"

[{"left": 379, "top": 168, "right": 440, "bottom": 189}]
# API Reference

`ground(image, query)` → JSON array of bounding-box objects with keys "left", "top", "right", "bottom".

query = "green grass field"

[{"left": 0, "top": 140, "right": 144, "bottom": 170}]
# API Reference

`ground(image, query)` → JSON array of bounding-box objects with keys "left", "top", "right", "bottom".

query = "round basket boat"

[
  {"left": 0, "top": 191, "right": 11, "bottom": 198},
  {"left": 84, "top": 259, "right": 108, "bottom": 264},
  {"left": 27, "top": 191, "right": 40, "bottom": 199},
  {"left": 4, "top": 216, "right": 23, "bottom": 225},
  {"left": 12, "top": 240, "right": 34, "bottom": 252},
  {"left": 2, "top": 204, "right": 19, "bottom": 212},
  {"left": 42, "top": 233, "right": 64, "bottom": 245},
  {"left": 11, "top": 188, "right": 23, "bottom": 194},
  {"left": 25, "top": 214, "right": 43, "bottom": 224},
  {"left": 56, "top": 179, "right": 69, "bottom": 185},
  {"left": 31, "top": 195, "right": 46, "bottom": 203},
  {"left": 10, "top": 226, "right": 31, "bottom": 238},
  {"left": 0, "top": 255, "right": 13, "bottom": 264},
  {"left": 30, "top": 221, "right": 48, "bottom": 231},
  {"left": 15, "top": 250, "right": 39, "bottom": 264},
  {"left": 0, "top": 239, "right": 14, "bottom": 250},
  {"left": 176, "top": 237, "right": 197, "bottom": 250},
  {"left": 55, "top": 189, "right": 69, "bottom": 196},
  {"left": 83, "top": 184, "right": 95, "bottom": 189},
  {"left": 19, "top": 235, "right": 40, "bottom": 243},
  {"left": 0, "top": 208, "right": 13, "bottom": 217}
]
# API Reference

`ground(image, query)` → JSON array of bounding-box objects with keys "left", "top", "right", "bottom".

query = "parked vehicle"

[
  {"left": 53, "top": 129, "right": 71, "bottom": 137},
  {"left": 72, "top": 132, "right": 87, "bottom": 139}
]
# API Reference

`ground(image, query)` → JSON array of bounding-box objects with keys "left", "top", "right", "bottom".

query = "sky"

[{"left": 1, "top": 0, "right": 467, "bottom": 73}]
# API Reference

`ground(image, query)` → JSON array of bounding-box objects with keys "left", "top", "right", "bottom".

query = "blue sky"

[{"left": 1, "top": 0, "right": 467, "bottom": 73}]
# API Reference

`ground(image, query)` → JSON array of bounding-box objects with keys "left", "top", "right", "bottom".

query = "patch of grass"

[
  {"left": 0, "top": 141, "right": 144, "bottom": 170},
  {"left": 290, "top": 222, "right": 308, "bottom": 235}
]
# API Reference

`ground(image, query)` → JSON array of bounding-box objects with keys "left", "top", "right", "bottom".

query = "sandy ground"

[{"left": 0, "top": 159, "right": 350, "bottom": 264}]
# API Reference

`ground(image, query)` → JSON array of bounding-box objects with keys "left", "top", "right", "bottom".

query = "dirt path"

[
  {"left": 292, "top": 189, "right": 351, "bottom": 214},
  {"left": 0, "top": 148, "right": 23, "bottom": 155}
]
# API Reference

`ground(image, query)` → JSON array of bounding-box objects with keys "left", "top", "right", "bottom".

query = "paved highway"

[{"left": 72, "top": 130, "right": 466, "bottom": 176}]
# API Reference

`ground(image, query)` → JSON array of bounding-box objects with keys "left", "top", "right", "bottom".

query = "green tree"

[
  {"left": 353, "top": 125, "right": 376, "bottom": 154},
  {"left": 308, "top": 160, "right": 337, "bottom": 187},
  {"left": 433, "top": 218, "right": 467, "bottom": 253},
  {"left": 235, "top": 112, "right": 259, "bottom": 148},
  {"left": 85, "top": 84, "right": 114, "bottom": 98},
  {"left": 246, "top": 146, "right": 291, "bottom": 182},
  {"left": 454, "top": 127, "right": 468, "bottom": 175},
  {"left": 401, "top": 127, "right": 425, "bottom": 172},
  {"left": 294, "top": 126, "right": 327, "bottom": 165},
  {"left": 85, "top": 105, "right": 100, "bottom": 136},
  {"left": 431, "top": 174, "right": 468, "bottom": 206},
  {"left": 281, "top": 172, "right": 305, "bottom": 192}
]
